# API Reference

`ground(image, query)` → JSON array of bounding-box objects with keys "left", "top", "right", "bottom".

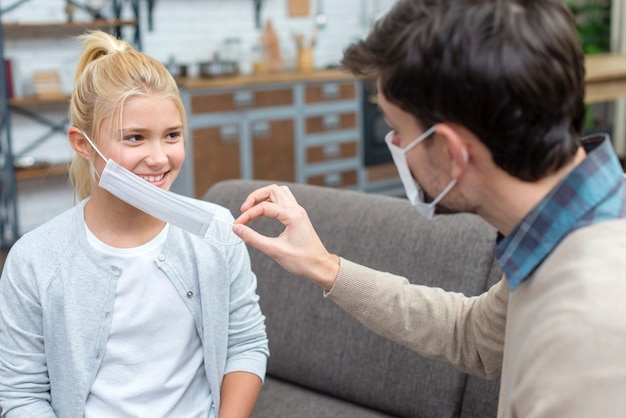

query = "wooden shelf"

[
  {"left": 2, "top": 19, "right": 138, "bottom": 37},
  {"left": 9, "top": 95, "right": 70, "bottom": 107},
  {"left": 14, "top": 162, "right": 69, "bottom": 181}
]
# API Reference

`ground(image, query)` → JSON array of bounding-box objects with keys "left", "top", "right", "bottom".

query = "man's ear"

[
  {"left": 68, "top": 127, "right": 92, "bottom": 161},
  {"left": 435, "top": 123, "right": 469, "bottom": 180}
]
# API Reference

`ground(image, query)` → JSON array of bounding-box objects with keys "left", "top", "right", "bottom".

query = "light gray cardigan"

[{"left": 0, "top": 199, "right": 269, "bottom": 417}]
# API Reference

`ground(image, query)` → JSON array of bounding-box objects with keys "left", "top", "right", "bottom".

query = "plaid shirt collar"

[{"left": 496, "top": 135, "right": 626, "bottom": 291}]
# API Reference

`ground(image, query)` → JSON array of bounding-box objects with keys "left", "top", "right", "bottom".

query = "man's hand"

[{"left": 233, "top": 184, "right": 340, "bottom": 291}]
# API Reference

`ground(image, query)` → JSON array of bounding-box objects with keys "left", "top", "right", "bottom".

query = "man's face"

[
  {"left": 377, "top": 83, "right": 467, "bottom": 215},
  {"left": 377, "top": 86, "right": 440, "bottom": 204}
]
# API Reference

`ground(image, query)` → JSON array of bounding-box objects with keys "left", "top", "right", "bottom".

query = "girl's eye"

[
  {"left": 124, "top": 135, "right": 142, "bottom": 143},
  {"left": 166, "top": 131, "right": 182, "bottom": 141}
]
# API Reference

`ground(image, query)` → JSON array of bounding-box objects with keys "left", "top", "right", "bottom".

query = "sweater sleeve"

[
  {"left": 325, "top": 257, "right": 508, "bottom": 379},
  {"left": 222, "top": 218, "right": 269, "bottom": 382},
  {"left": 0, "top": 246, "right": 57, "bottom": 417}
]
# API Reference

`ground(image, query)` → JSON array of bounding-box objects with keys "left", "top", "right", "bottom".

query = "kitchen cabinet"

[
  {"left": 298, "top": 80, "right": 361, "bottom": 188},
  {"left": 185, "top": 85, "right": 297, "bottom": 197},
  {"left": 179, "top": 71, "right": 362, "bottom": 198}
]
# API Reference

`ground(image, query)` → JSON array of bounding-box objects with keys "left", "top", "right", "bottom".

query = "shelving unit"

[
  {"left": 0, "top": 19, "right": 17, "bottom": 249},
  {"left": 2, "top": 18, "right": 140, "bottom": 44},
  {"left": 0, "top": 1, "right": 141, "bottom": 248}
]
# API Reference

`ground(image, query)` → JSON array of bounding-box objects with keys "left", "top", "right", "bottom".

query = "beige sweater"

[{"left": 327, "top": 219, "right": 626, "bottom": 417}]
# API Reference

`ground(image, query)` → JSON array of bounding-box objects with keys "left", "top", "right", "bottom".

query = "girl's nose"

[{"left": 145, "top": 140, "right": 169, "bottom": 166}]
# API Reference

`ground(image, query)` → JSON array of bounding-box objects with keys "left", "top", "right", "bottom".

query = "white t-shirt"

[{"left": 84, "top": 224, "right": 213, "bottom": 417}]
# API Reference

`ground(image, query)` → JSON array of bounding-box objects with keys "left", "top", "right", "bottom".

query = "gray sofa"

[{"left": 204, "top": 179, "right": 503, "bottom": 418}]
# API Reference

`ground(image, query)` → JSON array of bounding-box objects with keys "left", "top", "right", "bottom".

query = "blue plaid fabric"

[{"left": 496, "top": 135, "right": 626, "bottom": 291}]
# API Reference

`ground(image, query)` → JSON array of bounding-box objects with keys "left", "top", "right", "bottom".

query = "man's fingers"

[
  {"left": 239, "top": 185, "right": 279, "bottom": 211},
  {"left": 240, "top": 184, "right": 297, "bottom": 212},
  {"left": 232, "top": 223, "right": 281, "bottom": 258},
  {"left": 235, "top": 201, "right": 284, "bottom": 225}
]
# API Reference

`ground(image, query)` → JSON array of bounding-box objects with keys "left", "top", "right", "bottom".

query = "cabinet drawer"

[
  {"left": 192, "top": 125, "right": 241, "bottom": 197},
  {"left": 306, "top": 142, "right": 357, "bottom": 164},
  {"left": 252, "top": 119, "right": 295, "bottom": 182},
  {"left": 190, "top": 88, "right": 294, "bottom": 114},
  {"left": 366, "top": 162, "right": 399, "bottom": 183},
  {"left": 305, "top": 82, "right": 356, "bottom": 103},
  {"left": 305, "top": 112, "right": 356, "bottom": 134},
  {"left": 306, "top": 169, "right": 358, "bottom": 188}
]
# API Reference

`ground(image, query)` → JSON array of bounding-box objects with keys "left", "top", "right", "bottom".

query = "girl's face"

[{"left": 96, "top": 95, "right": 185, "bottom": 193}]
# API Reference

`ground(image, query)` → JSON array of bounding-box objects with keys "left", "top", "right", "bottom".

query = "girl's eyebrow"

[{"left": 118, "top": 125, "right": 183, "bottom": 135}]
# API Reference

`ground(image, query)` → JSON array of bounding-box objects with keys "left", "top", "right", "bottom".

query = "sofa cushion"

[{"left": 205, "top": 180, "right": 502, "bottom": 418}]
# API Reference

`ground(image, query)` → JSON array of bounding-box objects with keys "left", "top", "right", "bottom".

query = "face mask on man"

[
  {"left": 385, "top": 126, "right": 466, "bottom": 220},
  {"left": 81, "top": 131, "right": 241, "bottom": 245}
]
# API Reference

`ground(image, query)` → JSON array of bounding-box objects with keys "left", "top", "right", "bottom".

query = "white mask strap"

[
  {"left": 403, "top": 125, "right": 437, "bottom": 153},
  {"left": 429, "top": 178, "right": 457, "bottom": 207},
  {"left": 81, "top": 131, "right": 107, "bottom": 162}
]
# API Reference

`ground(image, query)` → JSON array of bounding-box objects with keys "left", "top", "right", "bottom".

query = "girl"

[{"left": 0, "top": 31, "right": 268, "bottom": 417}]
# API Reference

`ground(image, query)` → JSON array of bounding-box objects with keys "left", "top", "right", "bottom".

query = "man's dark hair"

[{"left": 342, "top": 0, "right": 586, "bottom": 181}]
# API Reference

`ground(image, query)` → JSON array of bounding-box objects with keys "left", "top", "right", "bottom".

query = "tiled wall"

[{"left": 3, "top": 0, "right": 394, "bottom": 233}]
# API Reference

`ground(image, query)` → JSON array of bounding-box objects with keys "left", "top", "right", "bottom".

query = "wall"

[{"left": 2, "top": 0, "right": 394, "bottom": 233}]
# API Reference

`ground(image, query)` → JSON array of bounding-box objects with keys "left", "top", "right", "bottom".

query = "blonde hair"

[{"left": 69, "top": 30, "right": 187, "bottom": 200}]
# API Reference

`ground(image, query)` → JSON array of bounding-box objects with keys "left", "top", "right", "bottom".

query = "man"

[{"left": 233, "top": 0, "right": 626, "bottom": 416}]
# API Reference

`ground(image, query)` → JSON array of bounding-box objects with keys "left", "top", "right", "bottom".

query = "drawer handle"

[
  {"left": 323, "top": 144, "right": 341, "bottom": 159},
  {"left": 322, "top": 114, "right": 340, "bottom": 130},
  {"left": 219, "top": 125, "right": 239, "bottom": 143},
  {"left": 322, "top": 83, "right": 339, "bottom": 99},
  {"left": 252, "top": 121, "right": 271, "bottom": 139},
  {"left": 324, "top": 173, "right": 342, "bottom": 187},
  {"left": 234, "top": 91, "right": 254, "bottom": 107}
]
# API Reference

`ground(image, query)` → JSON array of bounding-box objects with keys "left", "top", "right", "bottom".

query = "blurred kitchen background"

[
  {"left": 1, "top": 0, "right": 624, "bottom": 250},
  {"left": 1, "top": 0, "right": 397, "bottom": 238}
]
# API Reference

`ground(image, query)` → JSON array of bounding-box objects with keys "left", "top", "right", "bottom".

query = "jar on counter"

[
  {"left": 251, "top": 42, "right": 268, "bottom": 74},
  {"left": 221, "top": 37, "right": 242, "bottom": 75}
]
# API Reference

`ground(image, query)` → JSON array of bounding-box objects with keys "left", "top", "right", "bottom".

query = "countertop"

[
  {"left": 176, "top": 55, "right": 626, "bottom": 104},
  {"left": 175, "top": 69, "right": 357, "bottom": 89}
]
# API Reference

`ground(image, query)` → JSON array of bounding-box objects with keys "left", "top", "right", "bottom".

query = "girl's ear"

[
  {"left": 68, "top": 127, "right": 92, "bottom": 161},
  {"left": 435, "top": 123, "right": 469, "bottom": 180}
]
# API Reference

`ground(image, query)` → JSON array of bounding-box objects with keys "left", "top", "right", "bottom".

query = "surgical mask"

[
  {"left": 82, "top": 131, "right": 241, "bottom": 245},
  {"left": 385, "top": 126, "right": 466, "bottom": 220}
]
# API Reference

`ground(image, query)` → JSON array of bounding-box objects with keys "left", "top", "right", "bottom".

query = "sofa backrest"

[{"left": 205, "top": 180, "right": 502, "bottom": 418}]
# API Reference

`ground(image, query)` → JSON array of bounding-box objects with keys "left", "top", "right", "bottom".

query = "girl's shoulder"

[{"left": 11, "top": 204, "right": 83, "bottom": 259}]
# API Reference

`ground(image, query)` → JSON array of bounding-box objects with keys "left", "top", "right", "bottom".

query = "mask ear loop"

[
  {"left": 81, "top": 131, "right": 107, "bottom": 180},
  {"left": 431, "top": 146, "right": 469, "bottom": 208}
]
